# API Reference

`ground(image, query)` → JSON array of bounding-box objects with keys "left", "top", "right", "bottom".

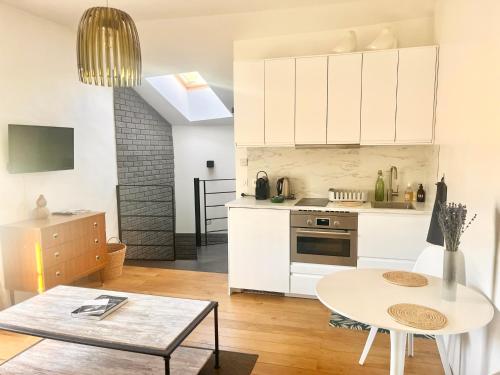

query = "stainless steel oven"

[{"left": 291, "top": 211, "right": 358, "bottom": 266}]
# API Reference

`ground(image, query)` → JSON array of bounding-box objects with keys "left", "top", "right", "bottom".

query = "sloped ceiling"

[{"left": 2, "top": 0, "right": 435, "bottom": 126}]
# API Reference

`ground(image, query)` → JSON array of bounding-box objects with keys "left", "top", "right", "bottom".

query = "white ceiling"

[
  {"left": 1, "top": 0, "right": 365, "bottom": 27},
  {"left": 2, "top": 0, "right": 436, "bottom": 126}
]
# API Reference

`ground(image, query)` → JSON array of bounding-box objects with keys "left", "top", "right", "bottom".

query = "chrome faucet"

[{"left": 388, "top": 166, "right": 399, "bottom": 201}]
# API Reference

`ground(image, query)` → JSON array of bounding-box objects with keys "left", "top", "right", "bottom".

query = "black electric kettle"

[{"left": 255, "top": 171, "right": 269, "bottom": 200}]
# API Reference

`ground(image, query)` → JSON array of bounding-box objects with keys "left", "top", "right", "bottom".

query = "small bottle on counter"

[
  {"left": 417, "top": 184, "right": 426, "bottom": 202},
  {"left": 404, "top": 183, "right": 413, "bottom": 202},
  {"left": 375, "top": 170, "right": 385, "bottom": 201}
]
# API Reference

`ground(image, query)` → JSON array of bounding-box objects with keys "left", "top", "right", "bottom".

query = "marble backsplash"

[{"left": 245, "top": 145, "right": 439, "bottom": 200}]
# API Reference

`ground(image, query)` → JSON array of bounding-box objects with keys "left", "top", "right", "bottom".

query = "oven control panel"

[{"left": 291, "top": 212, "right": 357, "bottom": 230}]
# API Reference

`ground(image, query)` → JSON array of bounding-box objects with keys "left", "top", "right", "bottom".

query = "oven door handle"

[{"left": 295, "top": 229, "right": 352, "bottom": 238}]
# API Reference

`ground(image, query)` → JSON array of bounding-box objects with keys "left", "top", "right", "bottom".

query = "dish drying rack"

[{"left": 329, "top": 188, "right": 368, "bottom": 202}]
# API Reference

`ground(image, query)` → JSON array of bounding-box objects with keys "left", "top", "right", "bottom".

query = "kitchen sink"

[{"left": 371, "top": 201, "right": 415, "bottom": 210}]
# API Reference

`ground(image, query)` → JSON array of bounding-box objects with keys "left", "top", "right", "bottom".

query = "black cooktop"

[{"left": 295, "top": 198, "right": 330, "bottom": 207}]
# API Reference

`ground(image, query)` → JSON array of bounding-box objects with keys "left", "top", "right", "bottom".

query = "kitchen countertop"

[{"left": 226, "top": 197, "right": 433, "bottom": 215}]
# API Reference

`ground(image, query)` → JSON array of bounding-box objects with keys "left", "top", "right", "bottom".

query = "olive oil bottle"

[{"left": 375, "top": 170, "right": 385, "bottom": 201}]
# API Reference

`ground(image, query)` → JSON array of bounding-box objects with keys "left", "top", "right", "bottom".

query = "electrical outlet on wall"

[
  {"left": 252, "top": 178, "right": 257, "bottom": 187},
  {"left": 239, "top": 158, "right": 248, "bottom": 166},
  {"left": 243, "top": 179, "right": 248, "bottom": 187}
]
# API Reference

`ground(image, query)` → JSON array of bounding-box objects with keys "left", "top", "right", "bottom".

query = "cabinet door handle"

[
  {"left": 55, "top": 271, "right": 61, "bottom": 277},
  {"left": 54, "top": 252, "right": 60, "bottom": 258},
  {"left": 96, "top": 255, "right": 101, "bottom": 261},
  {"left": 93, "top": 222, "right": 98, "bottom": 228},
  {"left": 53, "top": 233, "right": 59, "bottom": 239},
  {"left": 94, "top": 239, "right": 99, "bottom": 244}
]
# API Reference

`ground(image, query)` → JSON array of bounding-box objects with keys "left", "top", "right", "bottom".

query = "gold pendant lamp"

[{"left": 77, "top": 5, "right": 142, "bottom": 87}]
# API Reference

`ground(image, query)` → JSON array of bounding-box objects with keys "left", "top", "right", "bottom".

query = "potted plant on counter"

[{"left": 438, "top": 202, "right": 476, "bottom": 301}]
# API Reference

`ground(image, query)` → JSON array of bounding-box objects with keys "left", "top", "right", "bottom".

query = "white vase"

[
  {"left": 32, "top": 194, "right": 50, "bottom": 219},
  {"left": 332, "top": 30, "right": 357, "bottom": 53},
  {"left": 365, "top": 28, "right": 398, "bottom": 51},
  {"left": 442, "top": 250, "right": 458, "bottom": 301}
]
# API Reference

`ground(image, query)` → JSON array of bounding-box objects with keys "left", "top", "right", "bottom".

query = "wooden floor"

[{"left": 0, "top": 266, "right": 444, "bottom": 374}]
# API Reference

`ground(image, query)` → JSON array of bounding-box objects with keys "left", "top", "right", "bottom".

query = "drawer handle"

[
  {"left": 54, "top": 252, "right": 60, "bottom": 258},
  {"left": 55, "top": 271, "right": 61, "bottom": 277},
  {"left": 93, "top": 222, "right": 98, "bottom": 228},
  {"left": 96, "top": 255, "right": 101, "bottom": 261},
  {"left": 53, "top": 233, "right": 59, "bottom": 239},
  {"left": 94, "top": 239, "right": 99, "bottom": 244}
]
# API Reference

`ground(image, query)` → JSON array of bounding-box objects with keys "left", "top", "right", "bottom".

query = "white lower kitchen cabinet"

[
  {"left": 228, "top": 208, "right": 290, "bottom": 293},
  {"left": 357, "top": 257, "right": 415, "bottom": 271},
  {"left": 358, "top": 212, "right": 431, "bottom": 261},
  {"left": 290, "top": 274, "right": 323, "bottom": 297},
  {"left": 289, "top": 263, "right": 355, "bottom": 298}
]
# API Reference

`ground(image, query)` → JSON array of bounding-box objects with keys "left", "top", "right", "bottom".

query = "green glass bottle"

[{"left": 375, "top": 170, "right": 385, "bottom": 201}]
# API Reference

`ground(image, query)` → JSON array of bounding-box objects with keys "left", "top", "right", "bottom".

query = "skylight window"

[
  {"left": 146, "top": 72, "right": 232, "bottom": 122},
  {"left": 176, "top": 71, "right": 208, "bottom": 90}
]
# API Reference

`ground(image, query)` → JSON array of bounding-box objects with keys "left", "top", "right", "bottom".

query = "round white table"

[{"left": 316, "top": 269, "right": 494, "bottom": 375}]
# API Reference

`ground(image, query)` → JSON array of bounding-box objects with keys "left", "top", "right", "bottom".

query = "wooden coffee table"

[{"left": 0, "top": 286, "right": 219, "bottom": 374}]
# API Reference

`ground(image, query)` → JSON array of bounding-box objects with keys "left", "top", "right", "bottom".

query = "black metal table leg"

[
  {"left": 164, "top": 355, "right": 170, "bottom": 375},
  {"left": 214, "top": 304, "right": 220, "bottom": 369}
]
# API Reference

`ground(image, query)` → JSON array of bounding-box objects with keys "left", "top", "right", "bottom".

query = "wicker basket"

[{"left": 102, "top": 240, "right": 127, "bottom": 281}]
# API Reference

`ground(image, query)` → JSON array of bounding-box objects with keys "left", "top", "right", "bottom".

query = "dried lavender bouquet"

[{"left": 437, "top": 202, "right": 476, "bottom": 252}]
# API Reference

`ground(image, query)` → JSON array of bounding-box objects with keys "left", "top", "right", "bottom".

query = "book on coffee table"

[{"left": 71, "top": 295, "right": 128, "bottom": 320}]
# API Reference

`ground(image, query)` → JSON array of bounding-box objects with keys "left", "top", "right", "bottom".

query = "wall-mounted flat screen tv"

[{"left": 8, "top": 124, "right": 74, "bottom": 173}]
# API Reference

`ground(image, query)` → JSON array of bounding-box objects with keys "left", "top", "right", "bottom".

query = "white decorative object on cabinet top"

[
  {"left": 365, "top": 28, "right": 398, "bottom": 51},
  {"left": 332, "top": 30, "right": 358, "bottom": 53}
]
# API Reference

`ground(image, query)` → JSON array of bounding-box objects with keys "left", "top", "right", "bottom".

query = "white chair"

[{"left": 358, "top": 245, "right": 466, "bottom": 375}]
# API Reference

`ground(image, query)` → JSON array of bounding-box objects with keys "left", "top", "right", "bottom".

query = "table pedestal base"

[{"left": 390, "top": 330, "right": 407, "bottom": 375}]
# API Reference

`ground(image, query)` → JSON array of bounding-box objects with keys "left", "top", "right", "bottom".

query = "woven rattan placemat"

[
  {"left": 383, "top": 271, "right": 428, "bottom": 287},
  {"left": 387, "top": 303, "right": 448, "bottom": 330}
]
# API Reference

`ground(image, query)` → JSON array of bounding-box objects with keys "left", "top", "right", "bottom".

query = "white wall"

[
  {"left": 0, "top": 4, "right": 118, "bottom": 307},
  {"left": 434, "top": 1, "right": 500, "bottom": 374},
  {"left": 172, "top": 124, "right": 235, "bottom": 233}
]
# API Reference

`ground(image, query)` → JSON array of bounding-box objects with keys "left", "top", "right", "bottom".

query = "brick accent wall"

[{"left": 114, "top": 88, "right": 175, "bottom": 260}]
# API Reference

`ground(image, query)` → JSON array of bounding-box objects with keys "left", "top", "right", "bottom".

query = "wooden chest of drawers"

[{"left": 0, "top": 212, "right": 107, "bottom": 295}]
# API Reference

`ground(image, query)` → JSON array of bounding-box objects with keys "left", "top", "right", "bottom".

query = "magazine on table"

[{"left": 71, "top": 295, "right": 128, "bottom": 320}]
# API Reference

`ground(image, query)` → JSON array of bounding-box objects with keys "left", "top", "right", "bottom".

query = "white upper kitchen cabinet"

[
  {"left": 360, "top": 50, "right": 398, "bottom": 145},
  {"left": 228, "top": 208, "right": 290, "bottom": 293},
  {"left": 264, "top": 58, "right": 295, "bottom": 146},
  {"left": 327, "top": 53, "right": 362, "bottom": 144},
  {"left": 295, "top": 56, "right": 328, "bottom": 144},
  {"left": 233, "top": 60, "right": 264, "bottom": 147},
  {"left": 396, "top": 46, "right": 438, "bottom": 144}
]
